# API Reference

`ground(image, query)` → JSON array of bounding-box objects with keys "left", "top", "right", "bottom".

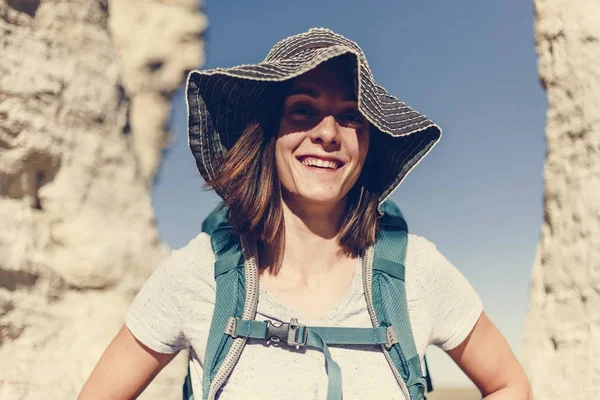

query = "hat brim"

[{"left": 186, "top": 30, "right": 441, "bottom": 207}]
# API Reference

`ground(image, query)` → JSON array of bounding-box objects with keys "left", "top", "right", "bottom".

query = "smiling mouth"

[{"left": 297, "top": 156, "right": 344, "bottom": 170}]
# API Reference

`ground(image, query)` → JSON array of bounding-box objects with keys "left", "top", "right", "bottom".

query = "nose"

[{"left": 310, "top": 115, "right": 341, "bottom": 146}]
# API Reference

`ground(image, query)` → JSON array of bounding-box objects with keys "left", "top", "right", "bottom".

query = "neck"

[
  {"left": 283, "top": 193, "right": 347, "bottom": 238},
  {"left": 261, "top": 194, "right": 353, "bottom": 278}
]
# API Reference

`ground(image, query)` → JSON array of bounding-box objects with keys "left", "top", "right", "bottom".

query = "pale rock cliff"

[
  {"left": 0, "top": 0, "right": 206, "bottom": 398},
  {"left": 523, "top": 1, "right": 600, "bottom": 399},
  {"left": 108, "top": 0, "right": 206, "bottom": 182}
]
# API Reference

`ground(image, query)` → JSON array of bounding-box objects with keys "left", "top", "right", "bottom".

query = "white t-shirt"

[{"left": 126, "top": 233, "right": 482, "bottom": 399}]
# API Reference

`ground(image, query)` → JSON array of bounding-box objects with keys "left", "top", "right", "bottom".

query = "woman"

[{"left": 79, "top": 28, "right": 531, "bottom": 399}]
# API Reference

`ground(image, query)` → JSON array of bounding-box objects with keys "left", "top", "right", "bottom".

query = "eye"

[
  {"left": 339, "top": 110, "right": 365, "bottom": 126},
  {"left": 287, "top": 104, "right": 318, "bottom": 119}
]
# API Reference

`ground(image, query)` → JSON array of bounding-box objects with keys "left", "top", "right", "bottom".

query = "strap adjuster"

[
  {"left": 224, "top": 316, "right": 238, "bottom": 338},
  {"left": 385, "top": 326, "right": 399, "bottom": 349},
  {"left": 266, "top": 318, "right": 307, "bottom": 347}
]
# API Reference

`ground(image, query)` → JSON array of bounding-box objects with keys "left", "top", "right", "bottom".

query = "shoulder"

[
  {"left": 125, "top": 233, "right": 216, "bottom": 352},
  {"left": 169, "top": 232, "right": 214, "bottom": 267},
  {"left": 404, "top": 233, "right": 443, "bottom": 279},
  {"left": 150, "top": 232, "right": 216, "bottom": 290},
  {"left": 405, "top": 233, "right": 439, "bottom": 261},
  {"left": 404, "top": 234, "right": 483, "bottom": 350},
  {"left": 403, "top": 234, "right": 442, "bottom": 309},
  {"left": 404, "top": 233, "right": 472, "bottom": 293}
]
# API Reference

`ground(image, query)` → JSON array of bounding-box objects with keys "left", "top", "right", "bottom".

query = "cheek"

[
  {"left": 275, "top": 120, "right": 307, "bottom": 161},
  {"left": 347, "top": 128, "right": 370, "bottom": 166},
  {"left": 359, "top": 131, "right": 370, "bottom": 164},
  {"left": 274, "top": 133, "right": 305, "bottom": 196},
  {"left": 274, "top": 140, "right": 287, "bottom": 175},
  {"left": 274, "top": 130, "right": 299, "bottom": 179}
]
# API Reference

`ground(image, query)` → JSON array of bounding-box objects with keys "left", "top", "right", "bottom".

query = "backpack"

[{"left": 182, "top": 201, "right": 433, "bottom": 400}]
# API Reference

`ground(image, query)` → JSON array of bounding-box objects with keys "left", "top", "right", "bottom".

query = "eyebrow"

[
  {"left": 286, "top": 86, "right": 356, "bottom": 102},
  {"left": 286, "top": 87, "right": 321, "bottom": 98}
]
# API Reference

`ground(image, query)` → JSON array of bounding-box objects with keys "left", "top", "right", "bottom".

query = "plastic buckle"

[{"left": 265, "top": 318, "right": 307, "bottom": 347}]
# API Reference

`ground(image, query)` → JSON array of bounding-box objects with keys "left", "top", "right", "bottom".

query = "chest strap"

[{"left": 225, "top": 317, "right": 399, "bottom": 400}]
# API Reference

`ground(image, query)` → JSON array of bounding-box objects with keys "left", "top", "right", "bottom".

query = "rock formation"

[
  {"left": 523, "top": 1, "right": 600, "bottom": 399},
  {"left": 0, "top": 0, "right": 206, "bottom": 398}
]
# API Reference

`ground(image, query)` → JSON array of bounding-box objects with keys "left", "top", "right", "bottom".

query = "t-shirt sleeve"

[
  {"left": 125, "top": 233, "right": 214, "bottom": 354},
  {"left": 420, "top": 238, "right": 483, "bottom": 351}
]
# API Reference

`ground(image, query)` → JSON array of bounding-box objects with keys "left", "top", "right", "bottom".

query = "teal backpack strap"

[
  {"left": 183, "top": 365, "right": 194, "bottom": 400},
  {"left": 201, "top": 204, "right": 229, "bottom": 236},
  {"left": 201, "top": 224, "right": 247, "bottom": 399},
  {"left": 224, "top": 318, "right": 397, "bottom": 400},
  {"left": 182, "top": 205, "right": 248, "bottom": 400},
  {"left": 424, "top": 355, "right": 434, "bottom": 393},
  {"left": 183, "top": 201, "right": 433, "bottom": 399},
  {"left": 371, "top": 200, "right": 428, "bottom": 399}
]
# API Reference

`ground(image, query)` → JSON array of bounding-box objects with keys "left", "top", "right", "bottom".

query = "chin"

[{"left": 293, "top": 189, "right": 345, "bottom": 206}]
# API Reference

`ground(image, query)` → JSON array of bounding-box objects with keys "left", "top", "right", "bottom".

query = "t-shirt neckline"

[{"left": 257, "top": 257, "right": 364, "bottom": 326}]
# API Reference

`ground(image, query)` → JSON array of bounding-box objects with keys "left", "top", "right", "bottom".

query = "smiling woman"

[{"left": 79, "top": 28, "right": 532, "bottom": 400}]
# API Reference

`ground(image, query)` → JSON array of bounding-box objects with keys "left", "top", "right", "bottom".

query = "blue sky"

[{"left": 153, "top": 0, "right": 546, "bottom": 388}]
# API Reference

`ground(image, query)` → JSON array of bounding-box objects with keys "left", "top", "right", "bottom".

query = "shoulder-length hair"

[{"left": 206, "top": 62, "right": 380, "bottom": 262}]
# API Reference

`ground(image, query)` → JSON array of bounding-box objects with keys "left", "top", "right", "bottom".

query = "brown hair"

[{"left": 206, "top": 76, "right": 380, "bottom": 262}]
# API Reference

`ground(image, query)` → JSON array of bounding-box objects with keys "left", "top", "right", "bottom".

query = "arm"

[
  {"left": 78, "top": 324, "right": 178, "bottom": 400},
  {"left": 446, "top": 312, "right": 532, "bottom": 400}
]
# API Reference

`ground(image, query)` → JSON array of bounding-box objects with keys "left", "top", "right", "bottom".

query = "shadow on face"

[{"left": 274, "top": 54, "right": 371, "bottom": 208}]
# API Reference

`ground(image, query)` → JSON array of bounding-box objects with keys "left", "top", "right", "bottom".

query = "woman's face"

[{"left": 275, "top": 59, "right": 370, "bottom": 208}]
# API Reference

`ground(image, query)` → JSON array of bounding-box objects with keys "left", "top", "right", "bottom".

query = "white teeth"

[{"left": 301, "top": 157, "right": 339, "bottom": 169}]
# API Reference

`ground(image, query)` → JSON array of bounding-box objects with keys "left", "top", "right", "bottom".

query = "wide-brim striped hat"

[{"left": 186, "top": 27, "right": 441, "bottom": 206}]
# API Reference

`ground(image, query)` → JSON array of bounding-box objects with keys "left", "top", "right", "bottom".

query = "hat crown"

[{"left": 265, "top": 27, "right": 365, "bottom": 63}]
